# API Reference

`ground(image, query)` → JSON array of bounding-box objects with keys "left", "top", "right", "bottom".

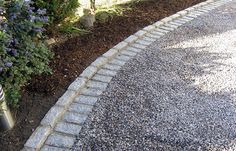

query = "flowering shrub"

[
  {"left": 0, "top": 0, "right": 53, "bottom": 105},
  {"left": 34, "top": 0, "right": 80, "bottom": 23}
]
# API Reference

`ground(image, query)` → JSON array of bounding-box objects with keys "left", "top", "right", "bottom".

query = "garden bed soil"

[{"left": 0, "top": 0, "right": 204, "bottom": 150}]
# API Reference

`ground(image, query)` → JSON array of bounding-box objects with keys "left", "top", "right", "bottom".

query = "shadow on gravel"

[
  {"left": 74, "top": 5, "right": 236, "bottom": 150},
  {"left": 76, "top": 30, "right": 236, "bottom": 150},
  {"left": 141, "top": 32, "right": 236, "bottom": 150}
]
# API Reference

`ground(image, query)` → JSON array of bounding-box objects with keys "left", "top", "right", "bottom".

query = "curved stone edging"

[{"left": 23, "top": 0, "right": 233, "bottom": 150}]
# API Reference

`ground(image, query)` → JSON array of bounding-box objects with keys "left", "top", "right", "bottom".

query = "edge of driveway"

[{"left": 23, "top": 0, "right": 233, "bottom": 150}]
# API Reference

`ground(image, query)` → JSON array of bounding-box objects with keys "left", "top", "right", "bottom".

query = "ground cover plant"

[
  {"left": 34, "top": 0, "right": 80, "bottom": 24},
  {"left": 0, "top": 0, "right": 53, "bottom": 105}
]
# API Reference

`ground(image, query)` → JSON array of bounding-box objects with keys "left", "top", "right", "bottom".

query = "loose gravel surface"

[{"left": 73, "top": 2, "right": 236, "bottom": 151}]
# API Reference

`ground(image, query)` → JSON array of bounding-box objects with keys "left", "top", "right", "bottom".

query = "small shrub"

[
  {"left": 95, "top": 6, "right": 128, "bottom": 23},
  {"left": 34, "top": 0, "right": 80, "bottom": 23},
  {"left": 0, "top": 0, "right": 53, "bottom": 106}
]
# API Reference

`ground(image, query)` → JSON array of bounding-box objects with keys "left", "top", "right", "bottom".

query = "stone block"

[
  {"left": 41, "top": 106, "right": 65, "bottom": 127},
  {"left": 45, "top": 133, "right": 75, "bottom": 148},
  {"left": 68, "top": 77, "right": 87, "bottom": 91},
  {"left": 55, "top": 122, "right": 82, "bottom": 135},
  {"left": 63, "top": 112, "right": 88, "bottom": 124},
  {"left": 74, "top": 95, "right": 98, "bottom": 106},
  {"left": 24, "top": 126, "right": 52, "bottom": 149},
  {"left": 68, "top": 103, "right": 93, "bottom": 114},
  {"left": 56, "top": 90, "right": 77, "bottom": 107}
]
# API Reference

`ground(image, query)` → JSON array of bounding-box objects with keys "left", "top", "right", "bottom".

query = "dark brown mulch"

[{"left": 0, "top": 0, "right": 204, "bottom": 150}]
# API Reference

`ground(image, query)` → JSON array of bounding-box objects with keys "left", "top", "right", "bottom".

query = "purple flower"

[
  {"left": 30, "top": 15, "right": 36, "bottom": 22},
  {"left": 28, "top": 9, "right": 33, "bottom": 14},
  {"left": 0, "top": 7, "right": 4, "bottom": 14},
  {"left": 33, "top": 27, "right": 44, "bottom": 32},
  {"left": 37, "top": 9, "right": 46, "bottom": 15},
  {"left": 24, "top": 0, "right": 33, "bottom": 6},
  {"left": 40, "top": 16, "right": 49, "bottom": 23},
  {"left": 10, "top": 38, "right": 18, "bottom": 46},
  {"left": 9, "top": 14, "right": 17, "bottom": 21},
  {"left": 5, "top": 62, "right": 13, "bottom": 67},
  {"left": 10, "top": 49, "right": 18, "bottom": 57}
]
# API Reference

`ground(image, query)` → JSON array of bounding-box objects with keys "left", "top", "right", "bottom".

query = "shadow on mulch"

[{"left": 0, "top": 0, "right": 204, "bottom": 150}]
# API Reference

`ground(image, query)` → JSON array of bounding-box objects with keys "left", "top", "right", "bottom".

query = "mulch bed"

[{"left": 0, "top": 0, "right": 204, "bottom": 150}]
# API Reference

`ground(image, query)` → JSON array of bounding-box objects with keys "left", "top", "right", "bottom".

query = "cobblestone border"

[{"left": 23, "top": 0, "right": 233, "bottom": 150}]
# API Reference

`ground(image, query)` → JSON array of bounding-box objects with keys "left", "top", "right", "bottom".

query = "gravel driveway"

[{"left": 72, "top": 2, "right": 236, "bottom": 151}]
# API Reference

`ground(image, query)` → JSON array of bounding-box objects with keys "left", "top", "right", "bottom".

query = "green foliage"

[
  {"left": 0, "top": 0, "right": 53, "bottom": 106},
  {"left": 95, "top": 5, "right": 130, "bottom": 23},
  {"left": 34, "top": 0, "right": 80, "bottom": 23},
  {"left": 58, "top": 23, "right": 90, "bottom": 34}
]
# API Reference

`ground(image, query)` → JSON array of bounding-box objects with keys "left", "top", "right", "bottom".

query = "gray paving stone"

[
  {"left": 211, "top": 3, "right": 223, "bottom": 6},
  {"left": 55, "top": 122, "right": 82, "bottom": 135},
  {"left": 182, "top": 16, "right": 195, "bottom": 20},
  {"left": 193, "top": 12, "right": 203, "bottom": 16},
  {"left": 74, "top": 95, "right": 98, "bottom": 106},
  {"left": 169, "top": 21, "right": 183, "bottom": 26},
  {"left": 204, "top": 5, "right": 216, "bottom": 9},
  {"left": 126, "top": 46, "right": 143, "bottom": 53},
  {"left": 87, "top": 80, "right": 108, "bottom": 90},
  {"left": 200, "top": 7, "right": 212, "bottom": 11},
  {"left": 56, "top": 90, "right": 77, "bottom": 107},
  {"left": 185, "top": 6, "right": 195, "bottom": 11},
  {"left": 113, "top": 41, "right": 128, "bottom": 50},
  {"left": 177, "top": 10, "right": 188, "bottom": 16},
  {"left": 63, "top": 112, "right": 88, "bottom": 124},
  {"left": 80, "top": 87, "right": 104, "bottom": 96},
  {"left": 91, "top": 56, "right": 108, "bottom": 67},
  {"left": 150, "top": 30, "right": 165, "bottom": 36},
  {"left": 24, "top": 126, "right": 51, "bottom": 149},
  {"left": 109, "top": 59, "right": 126, "bottom": 66},
  {"left": 155, "top": 28, "right": 170, "bottom": 33},
  {"left": 120, "top": 49, "right": 137, "bottom": 57},
  {"left": 68, "top": 103, "right": 93, "bottom": 114},
  {"left": 97, "top": 69, "right": 117, "bottom": 77},
  {"left": 196, "top": 8, "right": 209, "bottom": 13},
  {"left": 45, "top": 133, "right": 75, "bottom": 148},
  {"left": 115, "top": 54, "right": 131, "bottom": 61},
  {"left": 173, "top": 19, "right": 188, "bottom": 24},
  {"left": 182, "top": 14, "right": 195, "bottom": 20},
  {"left": 186, "top": 14, "right": 198, "bottom": 18},
  {"left": 159, "top": 26, "right": 175, "bottom": 31},
  {"left": 79, "top": 66, "right": 98, "bottom": 79},
  {"left": 142, "top": 36, "right": 156, "bottom": 42},
  {"left": 178, "top": 18, "right": 191, "bottom": 22},
  {"left": 146, "top": 33, "right": 161, "bottom": 39},
  {"left": 124, "top": 35, "right": 138, "bottom": 43},
  {"left": 41, "top": 106, "right": 65, "bottom": 127},
  {"left": 68, "top": 77, "right": 86, "bottom": 91},
  {"left": 164, "top": 23, "right": 179, "bottom": 29},
  {"left": 103, "top": 63, "right": 121, "bottom": 71},
  {"left": 134, "top": 30, "right": 147, "bottom": 37},
  {"left": 153, "top": 21, "right": 164, "bottom": 27},
  {"left": 131, "top": 43, "right": 147, "bottom": 49},
  {"left": 93, "top": 73, "right": 113, "bottom": 83},
  {"left": 136, "top": 39, "right": 153, "bottom": 46},
  {"left": 102, "top": 48, "right": 118, "bottom": 59},
  {"left": 41, "top": 145, "right": 68, "bottom": 151},
  {"left": 192, "top": 10, "right": 204, "bottom": 15},
  {"left": 169, "top": 13, "right": 181, "bottom": 19}
]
